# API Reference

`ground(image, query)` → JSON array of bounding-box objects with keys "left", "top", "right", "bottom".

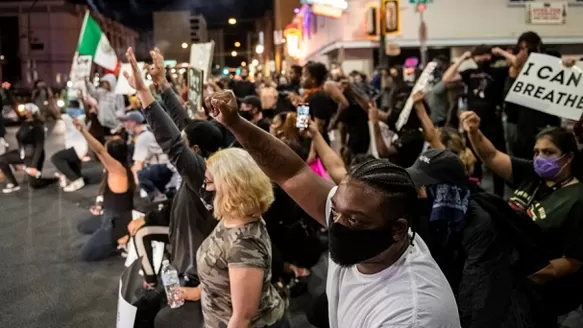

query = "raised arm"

[
  {"left": 461, "top": 111, "right": 512, "bottom": 181},
  {"left": 74, "top": 120, "right": 127, "bottom": 179},
  {"left": 126, "top": 48, "right": 206, "bottom": 190},
  {"left": 413, "top": 91, "right": 445, "bottom": 150},
  {"left": 207, "top": 91, "right": 334, "bottom": 227},
  {"left": 368, "top": 103, "right": 396, "bottom": 158},
  {"left": 146, "top": 48, "right": 189, "bottom": 130},
  {"left": 442, "top": 51, "right": 471, "bottom": 83},
  {"left": 307, "top": 119, "right": 346, "bottom": 185}
]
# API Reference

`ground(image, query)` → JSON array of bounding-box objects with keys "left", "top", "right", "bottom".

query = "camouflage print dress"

[{"left": 196, "top": 219, "right": 285, "bottom": 327}]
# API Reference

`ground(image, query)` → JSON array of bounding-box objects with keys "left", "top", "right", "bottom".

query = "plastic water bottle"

[{"left": 161, "top": 260, "right": 184, "bottom": 308}]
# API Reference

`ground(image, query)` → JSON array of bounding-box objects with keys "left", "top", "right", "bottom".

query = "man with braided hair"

[{"left": 207, "top": 90, "right": 461, "bottom": 328}]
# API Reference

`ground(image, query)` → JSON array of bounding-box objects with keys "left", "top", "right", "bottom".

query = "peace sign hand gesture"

[{"left": 123, "top": 47, "right": 148, "bottom": 92}]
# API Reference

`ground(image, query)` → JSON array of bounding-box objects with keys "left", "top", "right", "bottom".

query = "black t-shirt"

[
  {"left": 390, "top": 129, "right": 425, "bottom": 168},
  {"left": 341, "top": 91, "right": 370, "bottom": 154},
  {"left": 307, "top": 91, "right": 336, "bottom": 144},
  {"left": 460, "top": 66, "right": 508, "bottom": 125},
  {"left": 509, "top": 157, "right": 583, "bottom": 312}
]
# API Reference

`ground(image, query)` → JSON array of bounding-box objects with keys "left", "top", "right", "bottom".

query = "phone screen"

[{"left": 296, "top": 105, "right": 310, "bottom": 130}]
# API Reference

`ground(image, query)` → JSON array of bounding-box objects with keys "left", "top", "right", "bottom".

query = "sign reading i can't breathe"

[{"left": 505, "top": 53, "right": 583, "bottom": 121}]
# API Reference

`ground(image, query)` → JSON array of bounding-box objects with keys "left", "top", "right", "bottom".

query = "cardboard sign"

[
  {"left": 69, "top": 53, "right": 92, "bottom": 93},
  {"left": 505, "top": 53, "right": 583, "bottom": 121},
  {"left": 70, "top": 54, "right": 93, "bottom": 82},
  {"left": 395, "top": 61, "right": 437, "bottom": 131},
  {"left": 188, "top": 67, "right": 204, "bottom": 113},
  {"left": 190, "top": 41, "right": 215, "bottom": 83},
  {"left": 115, "top": 62, "right": 153, "bottom": 95}
]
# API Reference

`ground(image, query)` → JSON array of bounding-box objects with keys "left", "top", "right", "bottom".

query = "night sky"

[
  {"left": 67, "top": 0, "right": 272, "bottom": 67},
  {"left": 69, "top": 0, "right": 272, "bottom": 29}
]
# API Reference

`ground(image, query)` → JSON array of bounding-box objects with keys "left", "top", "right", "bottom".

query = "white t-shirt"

[
  {"left": 61, "top": 114, "right": 88, "bottom": 159},
  {"left": 325, "top": 187, "right": 461, "bottom": 328},
  {"left": 133, "top": 129, "right": 168, "bottom": 165}
]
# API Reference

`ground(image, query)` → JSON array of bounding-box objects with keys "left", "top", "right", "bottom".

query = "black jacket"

[{"left": 143, "top": 88, "right": 217, "bottom": 280}]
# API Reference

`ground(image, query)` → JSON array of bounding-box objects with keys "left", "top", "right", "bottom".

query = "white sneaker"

[
  {"left": 54, "top": 172, "right": 68, "bottom": 188},
  {"left": 63, "top": 178, "right": 85, "bottom": 192},
  {"left": 2, "top": 184, "right": 21, "bottom": 194}
]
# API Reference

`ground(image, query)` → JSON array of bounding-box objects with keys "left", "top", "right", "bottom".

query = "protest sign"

[
  {"left": 505, "top": 53, "right": 583, "bottom": 121},
  {"left": 395, "top": 61, "right": 437, "bottom": 131},
  {"left": 190, "top": 41, "right": 215, "bottom": 82},
  {"left": 115, "top": 62, "right": 153, "bottom": 95},
  {"left": 69, "top": 53, "right": 92, "bottom": 92},
  {"left": 188, "top": 67, "right": 204, "bottom": 115}
]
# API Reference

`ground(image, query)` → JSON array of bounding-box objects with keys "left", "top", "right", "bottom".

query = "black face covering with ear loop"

[
  {"left": 199, "top": 184, "right": 215, "bottom": 212},
  {"left": 328, "top": 220, "right": 395, "bottom": 267}
]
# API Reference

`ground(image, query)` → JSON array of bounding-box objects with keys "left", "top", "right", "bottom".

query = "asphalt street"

[{"left": 0, "top": 121, "right": 323, "bottom": 328}]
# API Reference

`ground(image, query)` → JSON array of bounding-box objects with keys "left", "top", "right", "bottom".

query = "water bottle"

[{"left": 161, "top": 260, "right": 184, "bottom": 308}]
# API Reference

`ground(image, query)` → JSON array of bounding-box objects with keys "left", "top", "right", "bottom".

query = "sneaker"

[
  {"left": 2, "top": 184, "right": 21, "bottom": 194},
  {"left": 63, "top": 178, "right": 85, "bottom": 192},
  {"left": 54, "top": 173, "right": 68, "bottom": 188}
]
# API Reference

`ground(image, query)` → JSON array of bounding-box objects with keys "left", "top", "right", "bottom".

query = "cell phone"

[{"left": 296, "top": 104, "right": 310, "bottom": 130}]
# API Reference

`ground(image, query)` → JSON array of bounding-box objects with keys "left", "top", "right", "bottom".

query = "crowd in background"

[{"left": 1, "top": 29, "right": 583, "bottom": 328}]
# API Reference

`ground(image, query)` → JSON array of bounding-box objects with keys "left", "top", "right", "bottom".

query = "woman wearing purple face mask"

[{"left": 462, "top": 110, "right": 583, "bottom": 324}]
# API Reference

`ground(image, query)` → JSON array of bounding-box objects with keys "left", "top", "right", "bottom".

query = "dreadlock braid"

[{"left": 350, "top": 158, "right": 419, "bottom": 244}]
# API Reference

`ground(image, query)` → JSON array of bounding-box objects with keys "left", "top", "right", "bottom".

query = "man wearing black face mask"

[
  {"left": 442, "top": 45, "right": 508, "bottom": 198},
  {"left": 205, "top": 89, "right": 462, "bottom": 327},
  {"left": 240, "top": 95, "right": 270, "bottom": 132}
]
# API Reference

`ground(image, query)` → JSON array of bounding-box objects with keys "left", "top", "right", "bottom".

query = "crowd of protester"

[{"left": 1, "top": 30, "right": 583, "bottom": 328}]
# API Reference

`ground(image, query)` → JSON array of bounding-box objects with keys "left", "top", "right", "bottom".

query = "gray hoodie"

[{"left": 86, "top": 74, "right": 125, "bottom": 129}]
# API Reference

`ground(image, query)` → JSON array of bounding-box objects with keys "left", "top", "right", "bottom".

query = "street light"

[
  {"left": 255, "top": 44, "right": 264, "bottom": 54},
  {"left": 241, "top": 61, "right": 247, "bottom": 67},
  {"left": 251, "top": 59, "right": 259, "bottom": 66},
  {"left": 228, "top": 18, "right": 237, "bottom": 25},
  {"left": 231, "top": 51, "right": 237, "bottom": 57},
  {"left": 181, "top": 42, "right": 188, "bottom": 49},
  {"left": 234, "top": 41, "right": 241, "bottom": 48}
]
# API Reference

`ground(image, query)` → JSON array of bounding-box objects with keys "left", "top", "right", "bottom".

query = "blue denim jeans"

[{"left": 137, "top": 164, "right": 174, "bottom": 200}]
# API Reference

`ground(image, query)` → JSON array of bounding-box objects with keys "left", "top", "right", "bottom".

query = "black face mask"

[
  {"left": 329, "top": 221, "right": 394, "bottom": 267},
  {"left": 199, "top": 186, "right": 215, "bottom": 211},
  {"left": 239, "top": 110, "right": 253, "bottom": 121}
]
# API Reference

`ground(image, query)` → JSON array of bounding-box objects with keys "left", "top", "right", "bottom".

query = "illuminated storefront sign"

[
  {"left": 284, "top": 24, "right": 303, "bottom": 59},
  {"left": 301, "top": 0, "right": 348, "bottom": 10}
]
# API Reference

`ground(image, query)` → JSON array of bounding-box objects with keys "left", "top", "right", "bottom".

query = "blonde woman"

[{"left": 196, "top": 148, "right": 288, "bottom": 328}]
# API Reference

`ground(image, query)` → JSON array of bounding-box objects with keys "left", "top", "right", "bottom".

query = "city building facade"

[
  {"left": 153, "top": 11, "right": 209, "bottom": 65},
  {"left": 0, "top": 0, "right": 137, "bottom": 87},
  {"left": 286, "top": 0, "right": 583, "bottom": 76}
]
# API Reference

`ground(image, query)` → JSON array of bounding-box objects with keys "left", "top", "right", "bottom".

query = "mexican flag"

[{"left": 77, "top": 11, "right": 119, "bottom": 71}]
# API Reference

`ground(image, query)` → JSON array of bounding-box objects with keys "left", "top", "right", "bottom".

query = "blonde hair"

[
  {"left": 206, "top": 148, "right": 274, "bottom": 220},
  {"left": 439, "top": 127, "right": 476, "bottom": 176}
]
